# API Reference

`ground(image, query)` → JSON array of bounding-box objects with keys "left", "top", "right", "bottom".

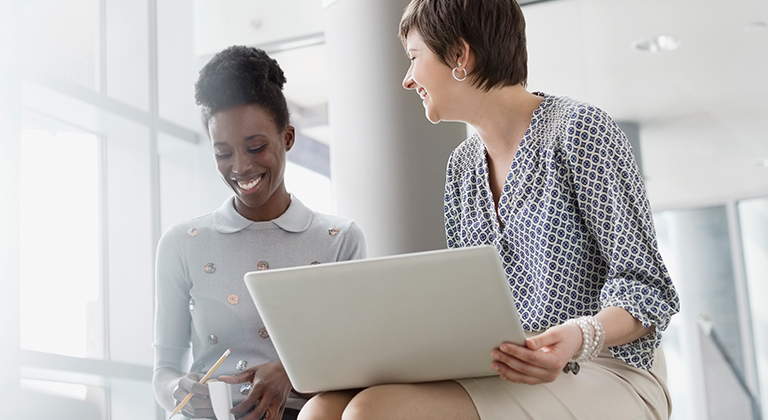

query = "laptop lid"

[{"left": 243, "top": 245, "right": 526, "bottom": 393}]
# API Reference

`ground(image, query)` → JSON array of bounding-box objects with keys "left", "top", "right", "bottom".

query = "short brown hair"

[{"left": 399, "top": 0, "right": 528, "bottom": 91}]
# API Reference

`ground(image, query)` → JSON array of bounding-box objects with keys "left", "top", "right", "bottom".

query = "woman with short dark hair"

[{"left": 298, "top": 1, "right": 678, "bottom": 419}]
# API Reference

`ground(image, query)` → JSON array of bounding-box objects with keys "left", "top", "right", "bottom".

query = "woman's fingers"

[
  {"left": 266, "top": 402, "right": 285, "bottom": 420},
  {"left": 502, "top": 342, "right": 563, "bottom": 370},
  {"left": 492, "top": 332, "right": 575, "bottom": 384},
  {"left": 220, "top": 362, "right": 292, "bottom": 419},
  {"left": 178, "top": 394, "right": 214, "bottom": 418},
  {"left": 491, "top": 345, "right": 555, "bottom": 384},
  {"left": 231, "top": 392, "right": 270, "bottom": 419},
  {"left": 172, "top": 372, "right": 216, "bottom": 417},
  {"left": 178, "top": 372, "right": 211, "bottom": 396},
  {"left": 219, "top": 370, "right": 254, "bottom": 385},
  {"left": 491, "top": 324, "right": 588, "bottom": 384}
]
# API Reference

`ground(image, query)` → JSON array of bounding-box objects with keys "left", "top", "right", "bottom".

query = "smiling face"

[
  {"left": 402, "top": 30, "right": 460, "bottom": 124},
  {"left": 208, "top": 104, "right": 295, "bottom": 222}
]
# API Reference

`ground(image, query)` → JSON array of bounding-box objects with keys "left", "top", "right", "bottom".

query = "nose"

[
  {"left": 402, "top": 66, "right": 416, "bottom": 90},
  {"left": 232, "top": 151, "right": 253, "bottom": 175}
]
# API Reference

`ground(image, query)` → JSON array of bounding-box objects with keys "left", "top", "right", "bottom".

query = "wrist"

[{"left": 562, "top": 316, "right": 605, "bottom": 375}]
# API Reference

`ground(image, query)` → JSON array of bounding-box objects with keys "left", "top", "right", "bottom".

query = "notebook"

[{"left": 243, "top": 245, "right": 526, "bottom": 393}]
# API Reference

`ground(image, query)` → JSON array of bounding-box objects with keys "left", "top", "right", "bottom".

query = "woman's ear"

[
  {"left": 284, "top": 126, "right": 296, "bottom": 152},
  {"left": 453, "top": 38, "right": 473, "bottom": 71}
]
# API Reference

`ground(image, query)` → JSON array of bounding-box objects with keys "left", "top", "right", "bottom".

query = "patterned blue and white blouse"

[{"left": 444, "top": 93, "right": 680, "bottom": 370}]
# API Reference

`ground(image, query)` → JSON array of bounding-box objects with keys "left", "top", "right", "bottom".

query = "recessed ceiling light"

[
  {"left": 745, "top": 21, "right": 768, "bottom": 32},
  {"left": 250, "top": 18, "right": 263, "bottom": 31},
  {"left": 633, "top": 35, "right": 682, "bottom": 53},
  {"left": 755, "top": 158, "right": 768, "bottom": 168}
]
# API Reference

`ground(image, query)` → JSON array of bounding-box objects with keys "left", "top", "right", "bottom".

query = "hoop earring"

[{"left": 452, "top": 62, "right": 467, "bottom": 82}]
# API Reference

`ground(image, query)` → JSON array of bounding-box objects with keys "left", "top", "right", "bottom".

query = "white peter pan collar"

[{"left": 213, "top": 194, "right": 313, "bottom": 234}]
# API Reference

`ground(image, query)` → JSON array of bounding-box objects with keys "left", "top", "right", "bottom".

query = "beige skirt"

[{"left": 455, "top": 348, "right": 672, "bottom": 420}]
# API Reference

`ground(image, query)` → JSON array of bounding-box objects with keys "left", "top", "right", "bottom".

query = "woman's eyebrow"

[{"left": 244, "top": 133, "right": 268, "bottom": 141}]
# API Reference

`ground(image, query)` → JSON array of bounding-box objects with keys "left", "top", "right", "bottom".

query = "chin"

[
  {"left": 231, "top": 186, "right": 264, "bottom": 207},
  {"left": 239, "top": 191, "right": 268, "bottom": 207},
  {"left": 425, "top": 110, "right": 441, "bottom": 124}
]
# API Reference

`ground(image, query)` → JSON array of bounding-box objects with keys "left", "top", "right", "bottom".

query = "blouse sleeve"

[
  {"left": 444, "top": 149, "right": 463, "bottom": 249},
  {"left": 563, "top": 105, "right": 680, "bottom": 369},
  {"left": 153, "top": 226, "right": 193, "bottom": 372}
]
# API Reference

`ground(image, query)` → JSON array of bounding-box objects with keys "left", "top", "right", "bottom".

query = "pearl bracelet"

[
  {"left": 586, "top": 316, "right": 605, "bottom": 360},
  {"left": 562, "top": 316, "right": 605, "bottom": 375}
]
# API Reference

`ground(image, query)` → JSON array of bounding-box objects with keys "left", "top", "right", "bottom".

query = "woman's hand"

[
  {"left": 172, "top": 372, "right": 214, "bottom": 418},
  {"left": 491, "top": 323, "right": 583, "bottom": 384},
  {"left": 219, "top": 361, "right": 293, "bottom": 420}
]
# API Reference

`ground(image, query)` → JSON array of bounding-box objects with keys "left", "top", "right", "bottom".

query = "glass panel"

[
  {"left": 110, "top": 378, "right": 157, "bottom": 420},
  {"left": 20, "top": 128, "right": 103, "bottom": 358},
  {"left": 654, "top": 206, "right": 744, "bottom": 420},
  {"left": 159, "top": 133, "right": 203, "bottom": 232},
  {"left": 21, "top": 379, "right": 88, "bottom": 401},
  {"left": 21, "top": 379, "right": 103, "bottom": 418},
  {"left": 738, "top": 196, "right": 768, "bottom": 418},
  {"left": 285, "top": 161, "right": 332, "bottom": 215},
  {"left": 22, "top": 0, "right": 100, "bottom": 90},
  {"left": 157, "top": 0, "right": 200, "bottom": 129},
  {"left": 105, "top": 122, "right": 154, "bottom": 367},
  {"left": 660, "top": 317, "right": 693, "bottom": 420},
  {"left": 106, "top": 0, "right": 149, "bottom": 110}
]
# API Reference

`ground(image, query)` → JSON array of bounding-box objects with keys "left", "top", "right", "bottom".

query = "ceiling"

[
  {"left": 193, "top": 0, "right": 768, "bottom": 211},
  {"left": 522, "top": 0, "right": 768, "bottom": 210}
]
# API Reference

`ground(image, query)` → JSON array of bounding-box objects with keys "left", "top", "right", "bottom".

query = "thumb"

[{"left": 525, "top": 329, "right": 560, "bottom": 351}]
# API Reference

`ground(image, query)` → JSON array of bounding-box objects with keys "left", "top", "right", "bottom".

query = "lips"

[
  {"left": 235, "top": 174, "right": 264, "bottom": 192},
  {"left": 417, "top": 88, "right": 428, "bottom": 100}
]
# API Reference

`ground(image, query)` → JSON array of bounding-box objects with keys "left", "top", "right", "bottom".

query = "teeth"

[{"left": 237, "top": 176, "right": 262, "bottom": 191}]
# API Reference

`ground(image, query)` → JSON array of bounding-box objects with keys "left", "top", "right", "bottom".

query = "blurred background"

[{"left": 1, "top": 0, "right": 767, "bottom": 418}]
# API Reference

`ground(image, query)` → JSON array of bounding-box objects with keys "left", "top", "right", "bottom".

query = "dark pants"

[
  {"left": 281, "top": 408, "right": 300, "bottom": 420},
  {"left": 232, "top": 407, "right": 301, "bottom": 420}
]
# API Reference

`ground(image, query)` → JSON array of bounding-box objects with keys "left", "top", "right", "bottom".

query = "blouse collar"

[{"left": 213, "top": 194, "right": 313, "bottom": 234}]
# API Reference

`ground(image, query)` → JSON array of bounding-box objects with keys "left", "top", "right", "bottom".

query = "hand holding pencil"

[{"left": 169, "top": 348, "right": 231, "bottom": 419}]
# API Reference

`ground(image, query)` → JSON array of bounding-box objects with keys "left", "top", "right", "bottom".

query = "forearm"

[
  {"left": 594, "top": 306, "right": 655, "bottom": 348},
  {"left": 153, "top": 367, "right": 185, "bottom": 412}
]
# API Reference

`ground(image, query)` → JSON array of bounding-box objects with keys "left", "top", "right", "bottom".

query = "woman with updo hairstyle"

[
  {"left": 152, "top": 45, "right": 367, "bottom": 420},
  {"left": 298, "top": 1, "right": 679, "bottom": 419}
]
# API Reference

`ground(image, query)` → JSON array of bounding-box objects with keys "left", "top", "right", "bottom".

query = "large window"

[
  {"left": 14, "top": 1, "right": 334, "bottom": 419},
  {"left": 655, "top": 204, "right": 761, "bottom": 420},
  {"left": 20, "top": 128, "right": 102, "bottom": 358},
  {"left": 19, "top": 126, "right": 106, "bottom": 415},
  {"left": 738, "top": 197, "right": 768, "bottom": 416}
]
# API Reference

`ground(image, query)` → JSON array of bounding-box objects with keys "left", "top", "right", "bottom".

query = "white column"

[
  {"left": 0, "top": 0, "right": 21, "bottom": 416},
  {"left": 324, "top": 0, "right": 466, "bottom": 257}
]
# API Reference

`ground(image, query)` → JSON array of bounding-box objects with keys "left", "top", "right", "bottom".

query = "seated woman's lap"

[
  {"left": 298, "top": 381, "right": 479, "bottom": 420},
  {"left": 455, "top": 350, "right": 670, "bottom": 420},
  {"left": 298, "top": 349, "right": 669, "bottom": 420}
]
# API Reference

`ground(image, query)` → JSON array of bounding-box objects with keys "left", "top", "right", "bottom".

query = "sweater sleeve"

[
  {"left": 153, "top": 225, "right": 193, "bottom": 372},
  {"left": 337, "top": 221, "right": 368, "bottom": 261}
]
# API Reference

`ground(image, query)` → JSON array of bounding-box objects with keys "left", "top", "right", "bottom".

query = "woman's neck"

[{"left": 464, "top": 85, "right": 542, "bottom": 159}]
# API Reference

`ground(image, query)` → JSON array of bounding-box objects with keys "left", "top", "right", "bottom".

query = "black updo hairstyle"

[{"left": 195, "top": 45, "right": 290, "bottom": 135}]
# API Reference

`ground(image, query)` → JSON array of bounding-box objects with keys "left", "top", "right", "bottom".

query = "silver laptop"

[{"left": 243, "top": 245, "right": 526, "bottom": 393}]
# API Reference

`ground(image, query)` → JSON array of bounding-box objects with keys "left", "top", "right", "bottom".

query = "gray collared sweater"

[{"left": 153, "top": 195, "right": 367, "bottom": 409}]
